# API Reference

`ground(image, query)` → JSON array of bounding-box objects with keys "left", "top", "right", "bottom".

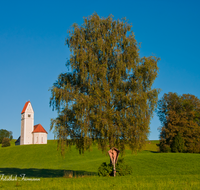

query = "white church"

[{"left": 15, "top": 101, "right": 48, "bottom": 145}]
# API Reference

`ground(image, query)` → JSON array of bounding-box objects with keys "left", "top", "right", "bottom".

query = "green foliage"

[
  {"left": 0, "top": 129, "right": 13, "bottom": 144},
  {"left": 98, "top": 158, "right": 132, "bottom": 176},
  {"left": 157, "top": 93, "right": 200, "bottom": 153},
  {"left": 171, "top": 132, "right": 185, "bottom": 153},
  {"left": 115, "top": 158, "right": 132, "bottom": 176},
  {"left": 98, "top": 162, "right": 113, "bottom": 176},
  {"left": 2, "top": 137, "right": 10, "bottom": 147},
  {"left": 157, "top": 141, "right": 171, "bottom": 153},
  {"left": 50, "top": 13, "right": 160, "bottom": 155}
]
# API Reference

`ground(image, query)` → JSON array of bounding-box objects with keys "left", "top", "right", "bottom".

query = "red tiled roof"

[
  {"left": 32, "top": 124, "right": 48, "bottom": 134},
  {"left": 21, "top": 101, "right": 30, "bottom": 114}
]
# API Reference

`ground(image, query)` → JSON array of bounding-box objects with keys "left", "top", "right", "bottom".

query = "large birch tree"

[{"left": 50, "top": 13, "right": 160, "bottom": 155}]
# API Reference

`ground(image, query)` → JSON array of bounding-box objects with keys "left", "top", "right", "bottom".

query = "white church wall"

[
  {"left": 33, "top": 133, "right": 47, "bottom": 144},
  {"left": 41, "top": 133, "right": 47, "bottom": 144}
]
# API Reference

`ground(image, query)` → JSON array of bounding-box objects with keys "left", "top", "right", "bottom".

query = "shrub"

[
  {"left": 98, "top": 158, "right": 132, "bottom": 177},
  {"left": 2, "top": 137, "right": 10, "bottom": 147},
  {"left": 157, "top": 141, "right": 171, "bottom": 153},
  {"left": 171, "top": 132, "right": 185, "bottom": 153},
  {"left": 186, "top": 142, "right": 200, "bottom": 153},
  {"left": 0, "top": 129, "right": 13, "bottom": 144},
  {"left": 98, "top": 162, "right": 113, "bottom": 177},
  {"left": 115, "top": 158, "right": 132, "bottom": 176}
]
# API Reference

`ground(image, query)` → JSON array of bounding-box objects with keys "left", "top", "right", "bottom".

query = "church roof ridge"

[
  {"left": 21, "top": 101, "right": 30, "bottom": 114},
  {"left": 32, "top": 124, "right": 48, "bottom": 134}
]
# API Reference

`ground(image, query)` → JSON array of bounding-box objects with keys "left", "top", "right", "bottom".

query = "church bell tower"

[{"left": 20, "top": 101, "right": 34, "bottom": 145}]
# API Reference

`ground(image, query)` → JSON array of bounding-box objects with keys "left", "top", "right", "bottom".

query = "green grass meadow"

[{"left": 0, "top": 140, "right": 200, "bottom": 189}]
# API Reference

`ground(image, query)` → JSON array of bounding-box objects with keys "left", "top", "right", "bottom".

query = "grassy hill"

[{"left": 0, "top": 140, "right": 200, "bottom": 189}]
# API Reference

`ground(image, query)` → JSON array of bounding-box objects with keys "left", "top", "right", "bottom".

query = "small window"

[
  {"left": 41, "top": 137, "right": 43, "bottom": 143},
  {"left": 28, "top": 114, "right": 31, "bottom": 117}
]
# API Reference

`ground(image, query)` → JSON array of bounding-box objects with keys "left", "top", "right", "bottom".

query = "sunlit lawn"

[{"left": 0, "top": 140, "right": 200, "bottom": 189}]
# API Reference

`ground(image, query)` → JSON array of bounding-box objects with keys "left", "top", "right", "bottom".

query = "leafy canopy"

[
  {"left": 50, "top": 13, "right": 160, "bottom": 155},
  {"left": 157, "top": 92, "right": 200, "bottom": 153},
  {"left": 0, "top": 129, "right": 13, "bottom": 144},
  {"left": 2, "top": 137, "right": 10, "bottom": 147},
  {"left": 171, "top": 132, "right": 185, "bottom": 153}
]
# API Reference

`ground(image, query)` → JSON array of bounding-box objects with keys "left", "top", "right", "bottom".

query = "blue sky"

[{"left": 0, "top": 0, "right": 200, "bottom": 140}]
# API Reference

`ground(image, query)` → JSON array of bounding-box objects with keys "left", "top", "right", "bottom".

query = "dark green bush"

[
  {"left": 2, "top": 137, "right": 10, "bottom": 147},
  {"left": 0, "top": 129, "right": 13, "bottom": 144},
  {"left": 186, "top": 142, "right": 200, "bottom": 153},
  {"left": 157, "top": 141, "right": 171, "bottom": 152},
  {"left": 171, "top": 132, "right": 185, "bottom": 153},
  {"left": 98, "top": 162, "right": 113, "bottom": 177},
  {"left": 115, "top": 158, "right": 132, "bottom": 176},
  {"left": 98, "top": 158, "right": 132, "bottom": 176}
]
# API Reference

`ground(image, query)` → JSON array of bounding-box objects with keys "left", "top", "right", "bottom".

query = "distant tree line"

[
  {"left": 0, "top": 129, "right": 13, "bottom": 144},
  {"left": 0, "top": 129, "right": 13, "bottom": 147},
  {"left": 157, "top": 92, "right": 200, "bottom": 153}
]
